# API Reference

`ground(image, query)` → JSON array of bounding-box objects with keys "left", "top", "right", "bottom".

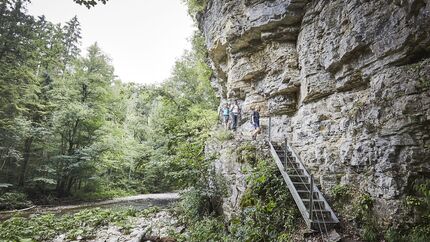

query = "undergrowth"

[
  {"left": 236, "top": 142, "right": 257, "bottom": 165},
  {"left": 0, "top": 192, "right": 33, "bottom": 211},
  {"left": 213, "top": 129, "right": 234, "bottom": 142},
  {"left": 0, "top": 207, "right": 159, "bottom": 241},
  {"left": 177, "top": 159, "right": 300, "bottom": 241},
  {"left": 330, "top": 179, "right": 430, "bottom": 242},
  {"left": 72, "top": 188, "right": 137, "bottom": 201},
  {"left": 384, "top": 179, "right": 430, "bottom": 242}
]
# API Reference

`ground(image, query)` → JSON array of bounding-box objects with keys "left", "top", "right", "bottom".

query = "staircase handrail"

[
  {"left": 286, "top": 141, "right": 339, "bottom": 224},
  {"left": 268, "top": 141, "right": 312, "bottom": 228}
]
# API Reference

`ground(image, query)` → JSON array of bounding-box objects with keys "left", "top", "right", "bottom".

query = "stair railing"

[
  {"left": 268, "top": 141, "right": 312, "bottom": 227},
  {"left": 267, "top": 116, "right": 339, "bottom": 230},
  {"left": 285, "top": 140, "right": 339, "bottom": 225}
]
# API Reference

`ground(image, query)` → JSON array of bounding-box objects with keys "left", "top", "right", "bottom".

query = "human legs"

[
  {"left": 232, "top": 114, "right": 238, "bottom": 131},
  {"left": 223, "top": 115, "right": 229, "bottom": 129},
  {"left": 252, "top": 123, "right": 260, "bottom": 140}
]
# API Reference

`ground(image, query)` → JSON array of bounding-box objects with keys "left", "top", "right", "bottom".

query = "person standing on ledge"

[
  {"left": 220, "top": 102, "right": 231, "bottom": 129},
  {"left": 231, "top": 100, "right": 241, "bottom": 131},
  {"left": 251, "top": 106, "right": 261, "bottom": 140}
]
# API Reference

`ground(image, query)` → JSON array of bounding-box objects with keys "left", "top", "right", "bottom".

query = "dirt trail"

[{"left": 0, "top": 193, "right": 180, "bottom": 220}]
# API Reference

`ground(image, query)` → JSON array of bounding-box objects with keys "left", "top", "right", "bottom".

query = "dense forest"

[{"left": 0, "top": 0, "right": 218, "bottom": 208}]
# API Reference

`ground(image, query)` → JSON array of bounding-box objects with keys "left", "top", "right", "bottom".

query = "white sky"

[{"left": 28, "top": 0, "right": 195, "bottom": 84}]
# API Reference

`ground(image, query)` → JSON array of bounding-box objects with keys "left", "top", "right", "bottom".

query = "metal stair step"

[
  {"left": 276, "top": 150, "right": 292, "bottom": 156},
  {"left": 311, "top": 219, "right": 338, "bottom": 224},
  {"left": 269, "top": 140, "right": 339, "bottom": 230},
  {"left": 286, "top": 168, "right": 304, "bottom": 175},
  {"left": 285, "top": 162, "right": 300, "bottom": 168},
  {"left": 289, "top": 175, "right": 310, "bottom": 183},
  {"left": 292, "top": 182, "right": 310, "bottom": 190},
  {"left": 297, "top": 190, "right": 319, "bottom": 199},
  {"left": 311, "top": 210, "right": 332, "bottom": 220},
  {"left": 280, "top": 156, "right": 295, "bottom": 162},
  {"left": 302, "top": 199, "right": 326, "bottom": 210},
  {"left": 278, "top": 151, "right": 292, "bottom": 156}
]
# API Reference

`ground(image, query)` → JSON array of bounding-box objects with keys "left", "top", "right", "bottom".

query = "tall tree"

[{"left": 52, "top": 43, "right": 114, "bottom": 196}]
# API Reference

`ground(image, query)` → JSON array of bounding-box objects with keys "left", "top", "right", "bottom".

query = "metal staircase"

[{"left": 267, "top": 118, "right": 339, "bottom": 231}]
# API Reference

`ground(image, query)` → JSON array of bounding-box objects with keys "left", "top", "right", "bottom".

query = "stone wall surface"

[{"left": 200, "top": 0, "right": 430, "bottom": 224}]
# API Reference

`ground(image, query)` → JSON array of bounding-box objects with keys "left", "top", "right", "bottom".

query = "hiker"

[
  {"left": 230, "top": 100, "right": 241, "bottom": 131},
  {"left": 220, "top": 103, "right": 230, "bottom": 129},
  {"left": 251, "top": 106, "right": 261, "bottom": 140}
]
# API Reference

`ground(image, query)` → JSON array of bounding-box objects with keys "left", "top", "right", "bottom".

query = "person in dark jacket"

[{"left": 251, "top": 106, "right": 261, "bottom": 140}]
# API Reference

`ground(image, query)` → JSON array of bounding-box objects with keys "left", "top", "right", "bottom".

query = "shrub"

[
  {"left": 72, "top": 188, "right": 135, "bottom": 201},
  {"left": 236, "top": 142, "right": 257, "bottom": 165},
  {"left": 186, "top": 217, "right": 226, "bottom": 242},
  {"left": 183, "top": 0, "right": 208, "bottom": 16},
  {"left": 213, "top": 129, "right": 234, "bottom": 141},
  {"left": 331, "top": 184, "right": 351, "bottom": 203},
  {"left": 0, "top": 192, "right": 32, "bottom": 211},
  {"left": 233, "top": 159, "right": 300, "bottom": 241},
  {"left": 384, "top": 179, "right": 430, "bottom": 242},
  {"left": 178, "top": 168, "right": 227, "bottom": 224}
]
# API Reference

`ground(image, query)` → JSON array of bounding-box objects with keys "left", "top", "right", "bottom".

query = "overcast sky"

[{"left": 28, "top": 0, "right": 195, "bottom": 84}]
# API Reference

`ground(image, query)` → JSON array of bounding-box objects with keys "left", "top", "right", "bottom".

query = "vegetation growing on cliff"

[
  {"left": 183, "top": 0, "right": 208, "bottom": 16},
  {"left": 331, "top": 181, "right": 430, "bottom": 242},
  {"left": 386, "top": 180, "right": 430, "bottom": 242},
  {"left": 177, "top": 158, "right": 301, "bottom": 241}
]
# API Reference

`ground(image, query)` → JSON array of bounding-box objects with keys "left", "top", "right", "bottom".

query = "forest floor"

[
  {"left": 0, "top": 193, "right": 183, "bottom": 241},
  {"left": 52, "top": 209, "right": 182, "bottom": 242},
  {"left": 0, "top": 193, "right": 180, "bottom": 220}
]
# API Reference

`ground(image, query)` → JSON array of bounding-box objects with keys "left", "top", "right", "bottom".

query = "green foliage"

[
  {"left": 0, "top": 207, "right": 153, "bottom": 241},
  {"left": 186, "top": 217, "right": 227, "bottom": 242},
  {"left": 178, "top": 168, "right": 228, "bottom": 224},
  {"left": 183, "top": 0, "right": 208, "bottom": 17},
  {"left": 352, "top": 193, "right": 374, "bottom": 223},
  {"left": 213, "top": 129, "right": 234, "bottom": 141},
  {"left": 134, "top": 32, "right": 218, "bottom": 193},
  {"left": 72, "top": 188, "right": 135, "bottom": 201},
  {"left": 383, "top": 179, "right": 430, "bottom": 242},
  {"left": 349, "top": 193, "right": 381, "bottom": 242},
  {"left": 0, "top": 0, "right": 218, "bottom": 204},
  {"left": 0, "top": 192, "right": 32, "bottom": 210},
  {"left": 178, "top": 159, "right": 300, "bottom": 241},
  {"left": 232, "top": 159, "right": 299, "bottom": 241},
  {"left": 236, "top": 142, "right": 257, "bottom": 165},
  {"left": 73, "top": 0, "right": 108, "bottom": 8},
  {"left": 331, "top": 184, "right": 351, "bottom": 204}
]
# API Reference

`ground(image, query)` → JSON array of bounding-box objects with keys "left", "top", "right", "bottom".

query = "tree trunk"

[
  {"left": 65, "top": 176, "right": 75, "bottom": 196},
  {"left": 57, "top": 177, "right": 66, "bottom": 197},
  {"left": 18, "top": 137, "right": 33, "bottom": 186}
]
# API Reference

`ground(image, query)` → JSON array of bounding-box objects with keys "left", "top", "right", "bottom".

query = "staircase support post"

[
  {"left": 284, "top": 138, "right": 288, "bottom": 170},
  {"left": 268, "top": 116, "right": 272, "bottom": 142},
  {"left": 309, "top": 175, "right": 314, "bottom": 222}
]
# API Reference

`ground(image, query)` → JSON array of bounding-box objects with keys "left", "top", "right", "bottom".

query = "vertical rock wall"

[{"left": 200, "top": 0, "right": 430, "bottom": 224}]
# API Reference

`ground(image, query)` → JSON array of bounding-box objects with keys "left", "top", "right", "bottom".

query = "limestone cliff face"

[{"left": 200, "top": 0, "right": 430, "bottom": 223}]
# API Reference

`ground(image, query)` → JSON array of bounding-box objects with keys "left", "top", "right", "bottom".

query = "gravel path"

[
  {"left": 43, "top": 193, "right": 180, "bottom": 212},
  {"left": 0, "top": 193, "right": 180, "bottom": 219}
]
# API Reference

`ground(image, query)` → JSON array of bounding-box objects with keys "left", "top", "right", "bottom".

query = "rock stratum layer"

[{"left": 200, "top": 0, "right": 430, "bottom": 225}]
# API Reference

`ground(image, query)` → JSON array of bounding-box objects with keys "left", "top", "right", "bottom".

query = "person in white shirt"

[{"left": 230, "top": 100, "right": 241, "bottom": 131}]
